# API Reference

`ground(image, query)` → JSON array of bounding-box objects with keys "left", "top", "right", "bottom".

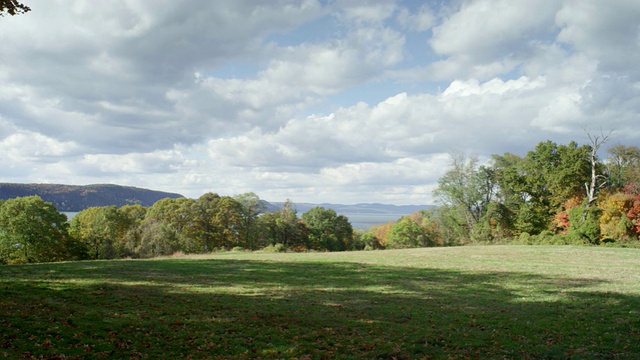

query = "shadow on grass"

[{"left": 2, "top": 258, "right": 640, "bottom": 359}]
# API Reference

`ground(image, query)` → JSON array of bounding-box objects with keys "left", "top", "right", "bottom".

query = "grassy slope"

[{"left": 1, "top": 246, "right": 640, "bottom": 359}]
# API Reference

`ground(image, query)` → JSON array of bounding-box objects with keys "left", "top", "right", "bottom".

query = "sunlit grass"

[{"left": 2, "top": 245, "right": 640, "bottom": 358}]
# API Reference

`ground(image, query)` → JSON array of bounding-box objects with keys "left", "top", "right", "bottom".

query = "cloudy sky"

[{"left": 1, "top": 0, "right": 639, "bottom": 205}]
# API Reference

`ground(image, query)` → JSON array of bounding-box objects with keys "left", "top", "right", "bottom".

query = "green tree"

[
  {"left": 145, "top": 197, "right": 196, "bottom": 253},
  {"left": 191, "top": 193, "right": 221, "bottom": 252},
  {"left": 69, "top": 206, "right": 129, "bottom": 259},
  {"left": 492, "top": 141, "right": 592, "bottom": 235},
  {"left": 433, "top": 153, "right": 497, "bottom": 243},
  {"left": 118, "top": 204, "right": 148, "bottom": 258},
  {"left": 606, "top": 144, "right": 640, "bottom": 190},
  {"left": 137, "top": 219, "right": 181, "bottom": 258},
  {"left": 258, "top": 200, "right": 308, "bottom": 249},
  {"left": 359, "top": 231, "right": 380, "bottom": 250},
  {"left": 234, "top": 192, "right": 266, "bottom": 250},
  {"left": 0, "top": 196, "right": 76, "bottom": 263},
  {"left": 387, "top": 217, "right": 425, "bottom": 249},
  {"left": 521, "top": 141, "right": 591, "bottom": 210},
  {"left": 302, "top": 207, "right": 353, "bottom": 251},
  {"left": 567, "top": 203, "right": 601, "bottom": 244},
  {"left": 212, "top": 196, "right": 244, "bottom": 249}
]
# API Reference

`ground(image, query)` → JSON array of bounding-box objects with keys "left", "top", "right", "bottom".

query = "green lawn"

[{"left": 2, "top": 246, "right": 640, "bottom": 359}]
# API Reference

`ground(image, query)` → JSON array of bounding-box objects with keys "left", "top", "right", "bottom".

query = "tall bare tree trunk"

[{"left": 583, "top": 129, "right": 612, "bottom": 219}]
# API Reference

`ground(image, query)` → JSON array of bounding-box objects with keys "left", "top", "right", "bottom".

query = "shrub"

[
  {"left": 262, "top": 243, "right": 285, "bottom": 253},
  {"left": 513, "top": 232, "right": 532, "bottom": 245}
]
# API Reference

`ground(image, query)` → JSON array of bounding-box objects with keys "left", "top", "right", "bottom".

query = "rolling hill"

[{"left": 0, "top": 183, "right": 184, "bottom": 211}]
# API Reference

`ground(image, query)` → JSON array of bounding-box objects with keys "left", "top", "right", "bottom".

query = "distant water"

[
  {"left": 62, "top": 212, "right": 78, "bottom": 220},
  {"left": 342, "top": 213, "right": 404, "bottom": 230}
]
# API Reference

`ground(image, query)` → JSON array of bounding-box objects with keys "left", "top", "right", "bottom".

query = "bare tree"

[{"left": 584, "top": 128, "right": 613, "bottom": 208}]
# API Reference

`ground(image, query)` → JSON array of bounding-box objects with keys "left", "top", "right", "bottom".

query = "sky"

[{"left": 1, "top": 0, "right": 639, "bottom": 205}]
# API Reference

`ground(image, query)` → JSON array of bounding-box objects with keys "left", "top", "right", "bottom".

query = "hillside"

[{"left": 0, "top": 183, "right": 184, "bottom": 211}]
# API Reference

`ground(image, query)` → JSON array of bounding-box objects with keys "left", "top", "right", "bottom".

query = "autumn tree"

[
  {"left": 626, "top": 191, "right": 640, "bottom": 237},
  {"left": 598, "top": 192, "right": 635, "bottom": 241},
  {"left": 358, "top": 222, "right": 393, "bottom": 250}
]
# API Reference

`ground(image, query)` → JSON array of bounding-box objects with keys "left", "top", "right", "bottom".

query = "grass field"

[{"left": 2, "top": 245, "right": 640, "bottom": 359}]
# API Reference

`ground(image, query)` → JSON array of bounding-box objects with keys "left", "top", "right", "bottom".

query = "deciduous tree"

[
  {"left": 598, "top": 192, "right": 634, "bottom": 241},
  {"left": 69, "top": 206, "right": 129, "bottom": 259},
  {"left": 433, "top": 153, "right": 497, "bottom": 242},
  {"left": 606, "top": 144, "right": 640, "bottom": 190},
  {"left": 234, "top": 192, "right": 266, "bottom": 250},
  {"left": 302, "top": 207, "right": 353, "bottom": 251},
  {"left": 492, "top": 141, "right": 592, "bottom": 235},
  {"left": 0, "top": 196, "right": 74, "bottom": 263},
  {"left": 387, "top": 217, "right": 425, "bottom": 249},
  {"left": 145, "top": 197, "right": 196, "bottom": 252}
]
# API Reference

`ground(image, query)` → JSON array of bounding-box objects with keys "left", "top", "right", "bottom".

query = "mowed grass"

[{"left": 2, "top": 246, "right": 640, "bottom": 359}]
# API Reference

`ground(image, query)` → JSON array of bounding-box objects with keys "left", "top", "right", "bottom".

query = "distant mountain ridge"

[
  {"left": 268, "top": 202, "right": 433, "bottom": 230},
  {"left": 269, "top": 202, "right": 432, "bottom": 215},
  {"left": 0, "top": 183, "right": 184, "bottom": 211}
]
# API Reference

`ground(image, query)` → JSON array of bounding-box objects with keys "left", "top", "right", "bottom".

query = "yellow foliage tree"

[{"left": 598, "top": 192, "right": 634, "bottom": 241}]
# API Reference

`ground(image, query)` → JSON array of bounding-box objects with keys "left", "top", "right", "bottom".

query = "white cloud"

[
  {"left": 396, "top": 5, "right": 435, "bottom": 32},
  {"left": 556, "top": 0, "right": 640, "bottom": 75},
  {"left": 336, "top": 0, "right": 398, "bottom": 25},
  {"left": 0, "top": 132, "right": 80, "bottom": 162},
  {"left": 429, "top": 0, "right": 561, "bottom": 79},
  {"left": 0, "top": 1, "right": 639, "bottom": 205}
]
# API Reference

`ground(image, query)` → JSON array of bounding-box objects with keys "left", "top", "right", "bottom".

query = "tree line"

[
  {"left": 0, "top": 192, "right": 357, "bottom": 264},
  {"left": 2, "top": 136, "right": 640, "bottom": 264},
  {"left": 363, "top": 137, "right": 640, "bottom": 247}
]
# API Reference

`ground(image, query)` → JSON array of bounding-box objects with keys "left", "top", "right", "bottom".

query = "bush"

[
  {"left": 231, "top": 246, "right": 244, "bottom": 252},
  {"left": 517, "top": 232, "right": 532, "bottom": 244},
  {"left": 600, "top": 239, "right": 640, "bottom": 248},
  {"left": 262, "top": 243, "right": 285, "bottom": 253}
]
